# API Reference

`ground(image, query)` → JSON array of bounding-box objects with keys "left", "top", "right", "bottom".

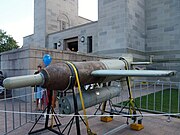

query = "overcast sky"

[{"left": 0, "top": 0, "right": 98, "bottom": 47}]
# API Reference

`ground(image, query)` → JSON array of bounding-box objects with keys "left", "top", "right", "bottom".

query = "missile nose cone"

[
  {"left": 2, "top": 74, "right": 44, "bottom": 90},
  {"left": 3, "top": 78, "right": 11, "bottom": 90}
]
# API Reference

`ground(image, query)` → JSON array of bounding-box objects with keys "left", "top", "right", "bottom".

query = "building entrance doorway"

[{"left": 64, "top": 37, "right": 78, "bottom": 52}]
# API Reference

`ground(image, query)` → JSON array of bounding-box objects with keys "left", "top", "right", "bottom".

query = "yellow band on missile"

[{"left": 66, "top": 61, "right": 96, "bottom": 135}]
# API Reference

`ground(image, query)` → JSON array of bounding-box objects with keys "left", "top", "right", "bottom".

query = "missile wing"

[{"left": 91, "top": 70, "right": 176, "bottom": 77}]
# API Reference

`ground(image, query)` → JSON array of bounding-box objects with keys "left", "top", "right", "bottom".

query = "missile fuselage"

[
  {"left": 3, "top": 59, "right": 128, "bottom": 90},
  {"left": 41, "top": 60, "right": 127, "bottom": 90}
]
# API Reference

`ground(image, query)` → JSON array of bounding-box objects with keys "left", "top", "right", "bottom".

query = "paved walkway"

[{"left": 7, "top": 114, "right": 180, "bottom": 135}]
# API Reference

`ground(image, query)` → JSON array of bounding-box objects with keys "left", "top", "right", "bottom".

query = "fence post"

[
  {"left": 153, "top": 83, "right": 156, "bottom": 111},
  {"left": 140, "top": 82, "right": 142, "bottom": 109},
  {"left": 18, "top": 90, "right": 22, "bottom": 126},
  {"left": 169, "top": 82, "right": 172, "bottom": 114},
  {"left": 167, "top": 82, "right": 172, "bottom": 122},
  {"left": 178, "top": 82, "right": 180, "bottom": 113},
  {"left": 167, "top": 115, "right": 171, "bottom": 122},
  {"left": 12, "top": 90, "right": 15, "bottom": 130},
  {"left": 4, "top": 88, "right": 7, "bottom": 134},
  {"left": 146, "top": 83, "right": 149, "bottom": 110},
  {"left": 30, "top": 88, "right": 33, "bottom": 121},
  {"left": 25, "top": 88, "right": 28, "bottom": 123},
  {"left": 161, "top": 83, "right": 164, "bottom": 112}
]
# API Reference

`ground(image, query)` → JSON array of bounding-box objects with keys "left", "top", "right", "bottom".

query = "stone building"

[
  {"left": 23, "top": 0, "right": 180, "bottom": 81},
  {"left": 23, "top": 0, "right": 91, "bottom": 49}
]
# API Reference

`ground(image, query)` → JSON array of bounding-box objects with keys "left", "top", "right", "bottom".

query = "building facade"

[
  {"left": 23, "top": 0, "right": 91, "bottom": 48},
  {"left": 23, "top": 0, "right": 180, "bottom": 80},
  {"left": 145, "top": 0, "right": 180, "bottom": 73}
]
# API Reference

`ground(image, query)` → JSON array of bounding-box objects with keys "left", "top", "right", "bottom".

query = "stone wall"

[
  {"left": 46, "top": 0, "right": 78, "bottom": 34},
  {"left": 126, "top": 0, "right": 146, "bottom": 60},
  {"left": 97, "top": 0, "right": 127, "bottom": 57},
  {"left": 145, "top": 0, "right": 180, "bottom": 81},
  {"left": 96, "top": 0, "right": 146, "bottom": 60},
  {"left": 145, "top": 0, "right": 180, "bottom": 52},
  {"left": 33, "top": 0, "right": 46, "bottom": 48}
]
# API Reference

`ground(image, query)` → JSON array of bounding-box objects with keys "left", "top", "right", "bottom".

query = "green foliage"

[{"left": 0, "top": 29, "right": 19, "bottom": 53}]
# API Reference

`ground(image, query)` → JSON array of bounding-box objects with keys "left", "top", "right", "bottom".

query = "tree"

[{"left": 0, "top": 29, "right": 19, "bottom": 53}]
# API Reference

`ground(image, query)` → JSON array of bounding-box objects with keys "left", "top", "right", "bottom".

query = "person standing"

[{"left": 34, "top": 65, "right": 44, "bottom": 111}]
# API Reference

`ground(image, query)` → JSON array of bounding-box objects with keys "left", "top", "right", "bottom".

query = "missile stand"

[
  {"left": 28, "top": 89, "right": 62, "bottom": 135},
  {"left": 61, "top": 62, "right": 96, "bottom": 135},
  {"left": 116, "top": 58, "right": 144, "bottom": 130},
  {"left": 94, "top": 58, "right": 144, "bottom": 131},
  {"left": 61, "top": 83, "right": 86, "bottom": 135}
]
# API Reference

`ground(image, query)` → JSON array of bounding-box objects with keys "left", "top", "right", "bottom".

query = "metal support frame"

[
  {"left": 61, "top": 87, "right": 87, "bottom": 135},
  {"left": 119, "top": 57, "right": 143, "bottom": 123},
  {"left": 28, "top": 89, "right": 62, "bottom": 135},
  {"left": 94, "top": 99, "right": 117, "bottom": 116},
  {"left": 60, "top": 62, "right": 86, "bottom": 135}
]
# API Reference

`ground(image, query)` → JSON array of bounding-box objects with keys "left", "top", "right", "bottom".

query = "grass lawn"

[{"left": 117, "top": 89, "right": 180, "bottom": 113}]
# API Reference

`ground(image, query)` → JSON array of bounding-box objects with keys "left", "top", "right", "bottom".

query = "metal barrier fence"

[
  {"left": 131, "top": 80, "right": 180, "bottom": 114},
  {"left": 0, "top": 80, "right": 180, "bottom": 134},
  {"left": 0, "top": 88, "right": 33, "bottom": 135}
]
